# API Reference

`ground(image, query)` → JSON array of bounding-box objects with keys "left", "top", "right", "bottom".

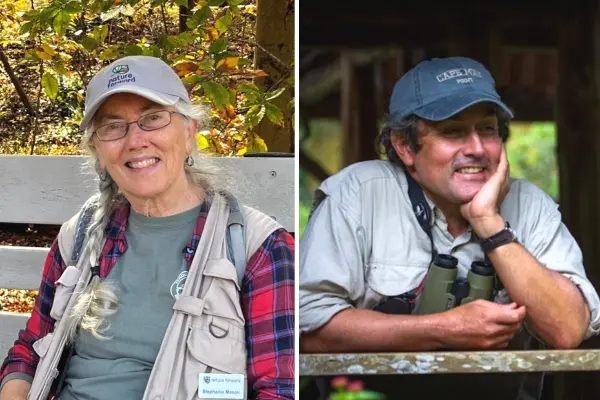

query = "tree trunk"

[
  {"left": 178, "top": 0, "right": 194, "bottom": 33},
  {"left": 253, "top": 0, "right": 294, "bottom": 153},
  {"left": 0, "top": 46, "right": 36, "bottom": 117}
]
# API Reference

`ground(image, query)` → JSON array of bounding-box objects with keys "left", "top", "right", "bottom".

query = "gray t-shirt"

[{"left": 58, "top": 204, "right": 200, "bottom": 400}]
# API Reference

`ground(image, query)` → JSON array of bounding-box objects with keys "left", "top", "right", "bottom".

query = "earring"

[
  {"left": 99, "top": 169, "right": 108, "bottom": 181},
  {"left": 185, "top": 155, "right": 194, "bottom": 166}
]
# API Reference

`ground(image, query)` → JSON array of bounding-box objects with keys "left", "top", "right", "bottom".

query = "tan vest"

[{"left": 28, "top": 193, "right": 281, "bottom": 400}]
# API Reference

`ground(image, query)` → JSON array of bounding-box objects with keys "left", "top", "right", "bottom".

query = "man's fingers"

[
  {"left": 491, "top": 304, "right": 527, "bottom": 325},
  {"left": 490, "top": 146, "right": 509, "bottom": 188},
  {"left": 489, "top": 333, "right": 516, "bottom": 349}
]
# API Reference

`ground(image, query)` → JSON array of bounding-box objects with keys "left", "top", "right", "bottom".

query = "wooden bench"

[{"left": 0, "top": 154, "right": 294, "bottom": 360}]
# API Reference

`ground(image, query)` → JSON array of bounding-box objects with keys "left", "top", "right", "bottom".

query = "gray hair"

[
  {"left": 65, "top": 99, "right": 217, "bottom": 342},
  {"left": 376, "top": 109, "right": 511, "bottom": 168}
]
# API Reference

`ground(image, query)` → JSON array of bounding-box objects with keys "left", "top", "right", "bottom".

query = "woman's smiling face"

[{"left": 92, "top": 93, "right": 196, "bottom": 203}]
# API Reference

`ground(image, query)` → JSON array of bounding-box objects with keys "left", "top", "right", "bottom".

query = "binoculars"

[{"left": 415, "top": 254, "right": 496, "bottom": 315}]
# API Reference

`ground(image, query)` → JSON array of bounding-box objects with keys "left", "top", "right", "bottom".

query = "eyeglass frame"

[{"left": 92, "top": 110, "right": 188, "bottom": 142}]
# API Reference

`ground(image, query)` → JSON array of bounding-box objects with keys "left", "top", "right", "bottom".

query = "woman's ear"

[
  {"left": 185, "top": 119, "right": 198, "bottom": 154},
  {"left": 390, "top": 131, "right": 416, "bottom": 168}
]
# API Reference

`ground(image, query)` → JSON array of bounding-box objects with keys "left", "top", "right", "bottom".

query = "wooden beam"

[
  {"left": 555, "top": 1, "right": 600, "bottom": 399},
  {"left": 301, "top": 350, "right": 600, "bottom": 375},
  {"left": 340, "top": 52, "right": 379, "bottom": 167}
]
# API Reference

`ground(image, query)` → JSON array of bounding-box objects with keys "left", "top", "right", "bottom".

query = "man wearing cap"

[{"left": 299, "top": 56, "right": 600, "bottom": 399}]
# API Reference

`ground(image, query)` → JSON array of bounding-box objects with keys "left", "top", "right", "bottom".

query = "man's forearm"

[
  {"left": 487, "top": 241, "right": 589, "bottom": 348},
  {"left": 300, "top": 308, "right": 446, "bottom": 353}
]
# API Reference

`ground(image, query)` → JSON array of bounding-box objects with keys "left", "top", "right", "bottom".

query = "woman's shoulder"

[{"left": 241, "top": 205, "right": 288, "bottom": 258}]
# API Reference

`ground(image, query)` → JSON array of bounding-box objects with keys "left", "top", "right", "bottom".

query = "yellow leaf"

[
  {"left": 237, "top": 147, "right": 247, "bottom": 156},
  {"left": 206, "top": 27, "right": 219, "bottom": 41},
  {"left": 35, "top": 48, "right": 54, "bottom": 60},
  {"left": 216, "top": 57, "right": 239, "bottom": 72},
  {"left": 248, "top": 135, "right": 268, "bottom": 153},
  {"left": 242, "top": 5, "right": 256, "bottom": 15},
  {"left": 253, "top": 136, "right": 267, "bottom": 152},
  {"left": 232, "top": 134, "right": 243, "bottom": 141},
  {"left": 225, "top": 103, "right": 236, "bottom": 119},
  {"left": 41, "top": 43, "right": 57, "bottom": 57},
  {"left": 251, "top": 69, "right": 268, "bottom": 77},
  {"left": 173, "top": 62, "right": 198, "bottom": 77},
  {"left": 196, "top": 134, "right": 210, "bottom": 150}
]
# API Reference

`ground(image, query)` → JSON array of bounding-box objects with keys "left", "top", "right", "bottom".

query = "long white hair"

[{"left": 64, "top": 100, "right": 218, "bottom": 342}]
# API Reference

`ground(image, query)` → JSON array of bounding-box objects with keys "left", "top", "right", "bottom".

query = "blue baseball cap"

[{"left": 389, "top": 56, "right": 513, "bottom": 121}]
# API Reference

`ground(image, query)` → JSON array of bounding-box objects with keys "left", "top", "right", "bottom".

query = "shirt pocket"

[
  {"left": 50, "top": 266, "right": 82, "bottom": 321},
  {"left": 181, "top": 259, "right": 247, "bottom": 400},
  {"left": 364, "top": 262, "right": 429, "bottom": 309}
]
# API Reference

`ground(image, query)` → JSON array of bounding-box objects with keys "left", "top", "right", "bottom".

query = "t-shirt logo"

[{"left": 170, "top": 271, "right": 188, "bottom": 299}]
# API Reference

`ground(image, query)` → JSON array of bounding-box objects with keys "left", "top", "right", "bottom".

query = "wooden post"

[
  {"left": 340, "top": 51, "right": 378, "bottom": 168},
  {"left": 555, "top": 1, "right": 600, "bottom": 399}
]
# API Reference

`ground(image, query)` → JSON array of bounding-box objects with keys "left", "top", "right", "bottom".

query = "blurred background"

[{"left": 299, "top": 0, "right": 600, "bottom": 399}]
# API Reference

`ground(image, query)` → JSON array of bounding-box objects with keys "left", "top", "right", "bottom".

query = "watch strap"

[{"left": 479, "top": 222, "right": 517, "bottom": 253}]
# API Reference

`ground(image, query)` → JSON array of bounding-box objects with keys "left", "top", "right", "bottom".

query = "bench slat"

[
  {"left": 0, "top": 312, "right": 29, "bottom": 360},
  {"left": 0, "top": 155, "right": 294, "bottom": 230},
  {"left": 0, "top": 246, "right": 46, "bottom": 289}
]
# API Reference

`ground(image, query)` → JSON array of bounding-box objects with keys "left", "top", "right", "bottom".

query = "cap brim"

[
  {"left": 79, "top": 85, "right": 181, "bottom": 130},
  {"left": 412, "top": 91, "right": 514, "bottom": 121}
]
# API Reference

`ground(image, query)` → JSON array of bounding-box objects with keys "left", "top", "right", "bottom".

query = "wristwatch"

[{"left": 479, "top": 221, "right": 518, "bottom": 253}]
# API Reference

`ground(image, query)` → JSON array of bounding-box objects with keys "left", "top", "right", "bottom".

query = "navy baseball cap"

[{"left": 389, "top": 56, "right": 513, "bottom": 121}]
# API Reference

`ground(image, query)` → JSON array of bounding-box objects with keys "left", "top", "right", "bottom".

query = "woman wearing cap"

[{"left": 0, "top": 55, "right": 295, "bottom": 400}]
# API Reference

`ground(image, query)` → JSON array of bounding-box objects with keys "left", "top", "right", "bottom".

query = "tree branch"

[
  {"left": 30, "top": 62, "right": 44, "bottom": 155},
  {"left": 160, "top": 4, "right": 169, "bottom": 36},
  {"left": 229, "top": 37, "right": 291, "bottom": 73},
  {"left": 0, "top": 46, "right": 36, "bottom": 117},
  {"left": 178, "top": 0, "right": 194, "bottom": 33}
]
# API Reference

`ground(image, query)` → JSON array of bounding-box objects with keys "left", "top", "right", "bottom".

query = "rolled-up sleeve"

[
  {"left": 299, "top": 195, "right": 365, "bottom": 334},
  {"left": 526, "top": 210, "right": 600, "bottom": 339}
]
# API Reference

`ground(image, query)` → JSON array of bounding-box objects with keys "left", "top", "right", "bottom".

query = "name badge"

[{"left": 198, "top": 373, "right": 245, "bottom": 399}]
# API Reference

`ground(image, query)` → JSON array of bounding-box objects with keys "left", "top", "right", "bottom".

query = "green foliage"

[
  {"left": 299, "top": 201, "right": 310, "bottom": 238},
  {"left": 506, "top": 122, "right": 558, "bottom": 200},
  {"left": 2, "top": 0, "right": 293, "bottom": 156},
  {"left": 0, "top": 139, "right": 82, "bottom": 155}
]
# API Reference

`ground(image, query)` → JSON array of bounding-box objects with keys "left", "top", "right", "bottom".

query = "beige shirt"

[{"left": 299, "top": 160, "right": 600, "bottom": 341}]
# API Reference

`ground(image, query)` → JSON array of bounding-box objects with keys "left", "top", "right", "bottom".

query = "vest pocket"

[
  {"left": 180, "top": 259, "right": 247, "bottom": 400},
  {"left": 32, "top": 332, "right": 54, "bottom": 358},
  {"left": 50, "top": 266, "right": 82, "bottom": 321}
]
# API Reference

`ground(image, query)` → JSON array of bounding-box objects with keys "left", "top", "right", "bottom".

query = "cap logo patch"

[
  {"left": 112, "top": 65, "right": 130, "bottom": 74},
  {"left": 107, "top": 65, "right": 136, "bottom": 89},
  {"left": 436, "top": 68, "right": 482, "bottom": 83}
]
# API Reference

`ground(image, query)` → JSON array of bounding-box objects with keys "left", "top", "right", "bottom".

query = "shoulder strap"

[
  {"left": 58, "top": 198, "right": 98, "bottom": 267},
  {"left": 223, "top": 191, "right": 283, "bottom": 287},
  {"left": 403, "top": 170, "right": 437, "bottom": 263},
  {"left": 225, "top": 194, "right": 247, "bottom": 286}
]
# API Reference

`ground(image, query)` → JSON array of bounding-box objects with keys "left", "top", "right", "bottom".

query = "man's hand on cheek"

[{"left": 460, "top": 146, "right": 511, "bottom": 238}]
